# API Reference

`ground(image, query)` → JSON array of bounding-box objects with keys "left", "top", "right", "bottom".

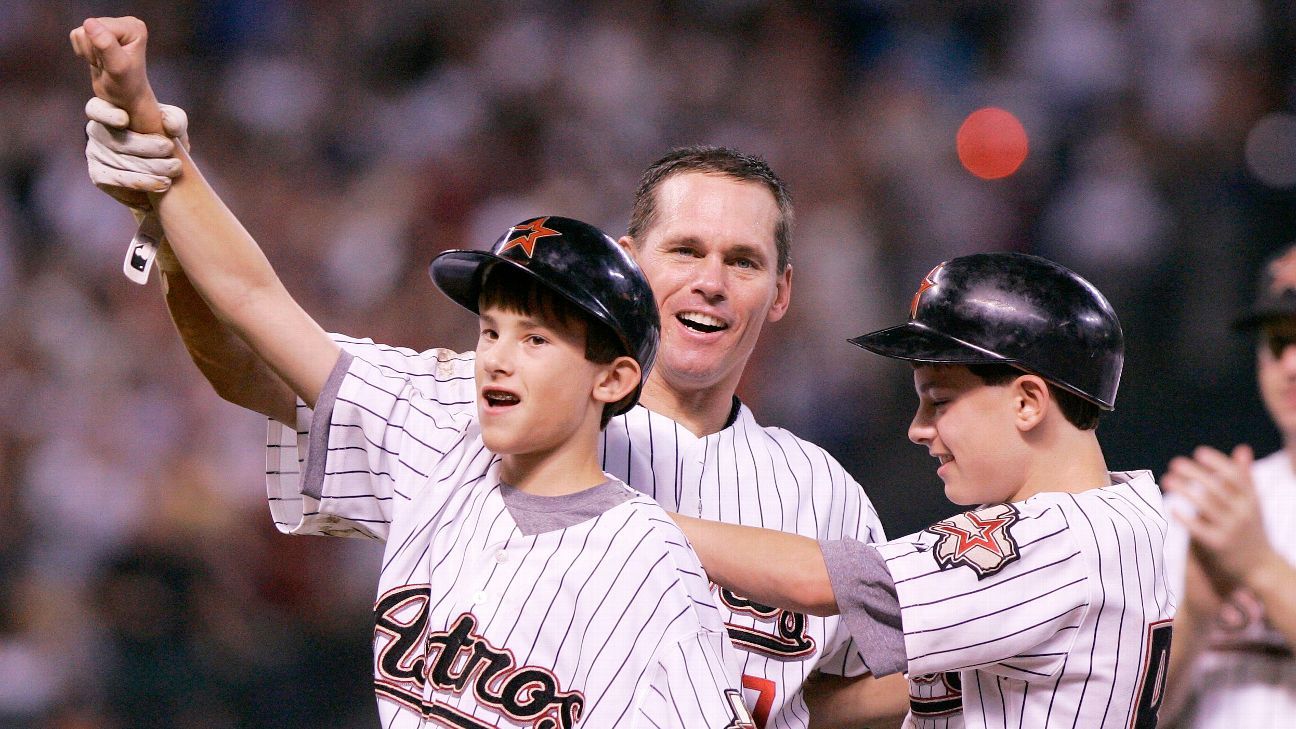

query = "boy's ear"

[
  {"left": 593, "top": 355, "right": 642, "bottom": 405},
  {"left": 1013, "top": 375, "right": 1050, "bottom": 431}
]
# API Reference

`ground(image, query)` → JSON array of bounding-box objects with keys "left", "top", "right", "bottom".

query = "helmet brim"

[
  {"left": 848, "top": 321, "right": 1116, "bottom": 410},
  {"left": 848, "top": 321, "right": 1009, "bottom": 364},
  {"left": 429, "top": 249, "right": 575, "bottom": 317},
  {"left": 429, "top": 249, "right": 503, "bottom": 314},
  {"left": 430, "top": 248, "right": 622, "bottom": 331}
]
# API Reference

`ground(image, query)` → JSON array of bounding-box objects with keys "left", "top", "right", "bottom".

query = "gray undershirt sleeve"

[
  {"left": 820, "top": 537, "right": 908, "bottom": 677},
  {"left": 302, "top": 350, "right": 353, "bottom": 501}
]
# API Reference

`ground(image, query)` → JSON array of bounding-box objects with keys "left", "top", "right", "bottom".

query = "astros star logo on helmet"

[
  {"left": 910, "top": 263, "right": 943, "bottom": 318},
  {"left": 927, "top": 503, "right": 1021, "bottom": 578},
  {"left": 499, "top": 217, "right": 562, "bottom": 258}
]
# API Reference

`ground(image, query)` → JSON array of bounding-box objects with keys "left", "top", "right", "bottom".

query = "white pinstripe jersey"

[
  {"left": 267, "top": 335, "right": 887, "bottom": 729},
  {"left": 873, "top": 471, "right": 1174, "bottom": 729},
  {"left": 276, "top": 351, "right": 753, "bottom": 728},
  {"left": 1164, "top": 449, "right": 1296, "bottom": 728}
]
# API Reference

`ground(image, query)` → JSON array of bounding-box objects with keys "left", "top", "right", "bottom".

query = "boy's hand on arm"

[
  {"left": 671, "top": 514, "right": 838, "bottom": 616},
  {"left": 85, "top": 96, "right": 188, "bottom": 210}
]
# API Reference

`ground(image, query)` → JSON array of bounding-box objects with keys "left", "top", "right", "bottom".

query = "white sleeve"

[
  {"left": 283, "top": 351, "right": 470, "bottom": 540},
  {"left": 876, "top": 503, "right": 1090, "bottom": 679},
  {"left": 634, "top": 631, "right": 754, "bottom": 729},
  {"left": 265, "top": 333, "right": 476, "bottom": 535}
]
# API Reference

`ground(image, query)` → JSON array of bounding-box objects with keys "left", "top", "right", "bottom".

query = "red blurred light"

[{"left": 957, "top": 107, "right": 1029, "bottom": 180}]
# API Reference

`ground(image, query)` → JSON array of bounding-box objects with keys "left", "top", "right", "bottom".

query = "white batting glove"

[{"left": 84, "top": 96, "right": 190, "bottom": 213}]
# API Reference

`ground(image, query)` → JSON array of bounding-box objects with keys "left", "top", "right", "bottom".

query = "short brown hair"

[
  {"left": 626, "top": 146, "right": 793, "bottom": 273},
  {"left": 965, "top": 363, "right": 1103, "bottom": 431},
  {"left": 478, "top": 265, "right": 632, "bottom": 428}
]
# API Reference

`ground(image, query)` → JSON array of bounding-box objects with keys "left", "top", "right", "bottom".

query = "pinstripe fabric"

[
  {"left": 266, "top": 335, "right": 886, "bottom": 729},
  {"left": 601, "top": 404, "right": 886, "bottom": 729},
  {"left": 861, "top": 472, "right": 1174, "bottom": 729},
  {"left": 280, "top": 350, "right": 750, "bottom": 728}
]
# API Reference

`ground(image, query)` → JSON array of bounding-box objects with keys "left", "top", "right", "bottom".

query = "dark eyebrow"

[
  {"left": 727, "top": 244, "right": 769, "bottom": 262},
  {"left": 656, "top": 235, "right": 769, "bottom": 260},
  {"left": 657, "top": 234, "right": 702, "bottom": 248},
  {"left": 479, "top": 311, "right": 537, "bottom": 326}
]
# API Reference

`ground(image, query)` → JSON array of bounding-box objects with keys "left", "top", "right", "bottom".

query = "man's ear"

[
  {"left": 593, "top": 355, "right": 642, "bottom": 405},
  {"left": 1014, "top": 375, "right": 1050, "bottom": 432},
  {"left": 617, "top": 235, "right": 639, "bottom": 262},
  {"left": 767, "top": 263, "right": 793, "bottom": 323}
]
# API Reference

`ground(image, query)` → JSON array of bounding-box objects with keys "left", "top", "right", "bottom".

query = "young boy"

[
  {"left": 71, "top": 17, "right": 754, "bottom": 729},
  {"left": 675, "top": 252, "right": 1175, "bottom": 729}
]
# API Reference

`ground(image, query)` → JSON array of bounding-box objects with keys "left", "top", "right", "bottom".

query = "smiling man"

[
  {"left": 621, "top": 159, "right": 791, "bottom": 435},
  {"left": 85, "top": 105, "right": 903, "bottom": 724}
]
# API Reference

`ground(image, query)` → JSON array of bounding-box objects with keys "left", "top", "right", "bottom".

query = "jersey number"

[
  {"left": 741, "top": 675, "right": 774, "bottom": 729},
  {"left": 1129, "top": 620, "right": 1173, "bottom": 728}
]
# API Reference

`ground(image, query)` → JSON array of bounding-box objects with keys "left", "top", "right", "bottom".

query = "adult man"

[
  {"left": 1161, "top": 245, "right": 1296, "bottom": 727},
  {"left": 84, "top": 79, "right": 906, "bottom": 729}
]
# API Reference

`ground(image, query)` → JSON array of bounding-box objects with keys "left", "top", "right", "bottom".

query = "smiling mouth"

[
  {"left": 677, "top": 312, "right": 727, "bottom": 334},
  {"left": 483, "top": 390, "right": 520, "bottom": 407},
  {"left": 934, "top": 454, "right": 953, "bottom": 466}
]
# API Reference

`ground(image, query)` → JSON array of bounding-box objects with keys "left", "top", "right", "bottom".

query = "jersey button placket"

[
  {"left": 680, "top": 440, "right": 709, "bottom": 518},
  {"left": 469, "top": 542, "right": 508, "bottom": 609}
]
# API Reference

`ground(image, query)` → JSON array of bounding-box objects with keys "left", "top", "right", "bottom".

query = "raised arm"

[
  {"left": 71, "top": 16, "right": 338, "bottom": 408},
  {"left": 161, "top": 263, "right": 299, "bottom": 424},
  {"left": 84, "top": 97, "right": 296, "bottom": 424}
]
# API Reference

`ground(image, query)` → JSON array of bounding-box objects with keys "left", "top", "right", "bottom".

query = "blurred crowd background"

[{"left": 3, "top": 1, "right": 1295, "bottom": 726}]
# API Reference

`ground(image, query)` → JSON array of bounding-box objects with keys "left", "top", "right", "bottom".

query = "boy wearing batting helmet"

[
  {"left": 71, "top": 17, "right": 757, "bottom": 729},
  {"left": 674, "top": 252, "right": 1175, "bottom": 729}
]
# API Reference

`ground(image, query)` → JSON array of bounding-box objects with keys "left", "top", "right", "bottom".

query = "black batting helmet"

[
  {"left": 849, "top": 252, "right": 1123, "bottom": 410},
  {"left": 429, "top": 216, "right": 660, "bottom": 415}
]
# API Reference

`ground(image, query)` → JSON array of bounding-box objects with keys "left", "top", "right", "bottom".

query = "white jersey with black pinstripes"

[
  {"left": 873, "top": 471, "right": 1174, "bottom": 729},
  {"left": 1163, "top": 449, "right": 1296, "bottom": 728},
  {"left": 284, "top": 350, "right": 753, "bottom": 728},
  {"left": 266, "top": 335, "right": 887, "bottom": 729}
]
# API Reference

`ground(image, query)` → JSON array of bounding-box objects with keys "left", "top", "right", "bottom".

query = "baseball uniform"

[
  {"left": 905, "top": 672, "right": 964, "bottom": 728},
  {"left": 1163, "top": 449, "right": 1296, "bottom": 727},
  {"left": 267, "top": 334, "right": 887, "bottom": 729},
  {"left": 283, "top": 350, "right": 754, "bottom": 728},
  {"left": 823, "top": 470, "right": 1175, "bottom": 729}
]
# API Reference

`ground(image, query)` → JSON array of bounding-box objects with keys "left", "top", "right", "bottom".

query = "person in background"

[{"left": 1161, "top": 243, "right": 1296, "bottom": 728}]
